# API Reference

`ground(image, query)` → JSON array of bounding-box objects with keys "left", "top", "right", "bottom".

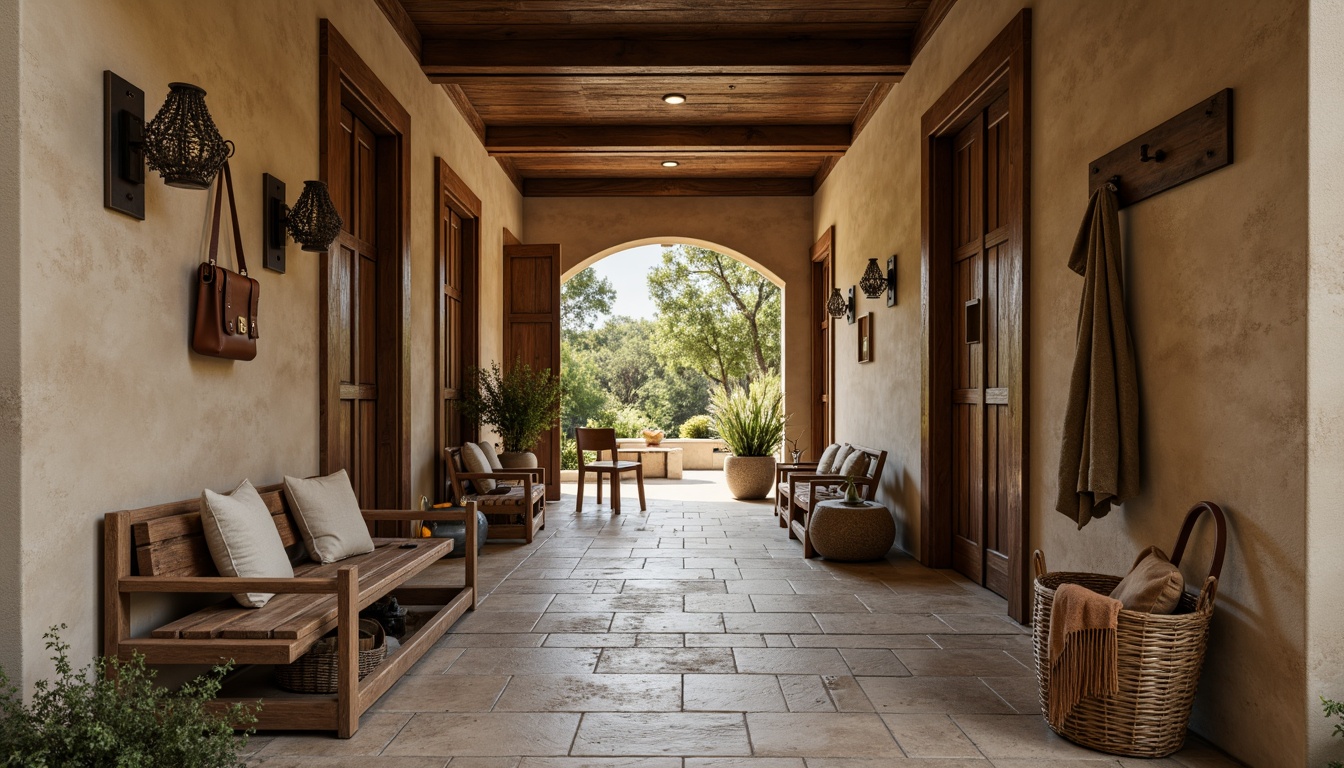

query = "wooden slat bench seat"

[{"left": 104, "top": 483, "right": 477, "bottom": 738}]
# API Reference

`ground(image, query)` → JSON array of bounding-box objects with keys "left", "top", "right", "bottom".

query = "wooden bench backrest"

[
  {"left": 444, "top": 447, "right": 470, "bottom": 501},
  {"left": 117, "top": 483, "right": 301, "bottom": 578}
]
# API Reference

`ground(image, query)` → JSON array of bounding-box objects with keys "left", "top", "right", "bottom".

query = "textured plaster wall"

[
  {"left": 1307, "top": 1, "right": 1344, "bottom": 764},
  {"left": 814, "top": 1, "right": 1308, "bottom": 763},
  {"left": 13, "top": 0, "right": 521, "bottom": 686},
  {"left": 523, "top": 196, "right": 815, "bottom": 452},
  {"left": 0, "top": 0, "right": 22, "bottom": 680}
]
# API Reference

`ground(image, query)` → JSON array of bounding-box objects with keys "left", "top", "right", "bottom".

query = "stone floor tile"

[
  {"left": 517, "top": 759, "right": 680, "bottom": 768},
  {"left": 493, "top": 580, "right": 597, "bottom": 594},
  {"left": 494, "top": 674, "right": 681, "bottom": 712},
  {"left": 821, "top": 675, "right": 875, "bottom": 712},
  {"left": 935, "top": 614, "right": 1029, "bottom": 634},
  {"left": 597, "top": 647, "right": 737, "bottom": 673},
  {"left": 724, "top": 613, "right": 823, "bottom": 634},
  {"left": 542, "top": 632, "right": 638, "bottom": 647},
  {"left": 734, "top": 648, "right": 851, "bottom": 675},
  {"left": 858, "top": 677, "right": 1016, "bottom": 714},
  {"left": 572, "top": 712, "right": 751, "bottom": 756},
  {"left": 894, "top": 649, "right": 1031, "bottom": 677},
  {"left": 446, "top": 759, "right": 520, "bottom": 768},
  {"left": 860, "top": 593, "right": 1006, "bottom": 615},
  {"left": 746, "top": 713, "right": 902, "bottom": 758},
  {"left": 991, "top": 760, "right": 1125, "bottom": 767},
  {"left": 839, "top": 648, "right": 911, "bottom": 677},
  {"left": 445, "top": 647, "right": 601, "bottom": 675},
  {"left": 636, "top": 633, "right": 686, "bottom": 646},
  {"left": 725, "top": 579, "right": 797, "bottom": 594},
  {"left": 684, "top": 673, "right": 788, "bottom": 711},
  {"left": 373, "top": 675, "right": 509, "bottom": 712},
  {"left": 951, "top": 714, "right": 1104, "bottom": 758},
  {"left": 791, "top": 634, "right": 937, "bottom": 649},
  {"left": 622, "top": 579, "right": 728, "bottom": 593},
  {"left": 779, "top": 675, "right": 838, "bottom": 712},
  {"left": 927, "top": 634, "right": 1033, "bottom": 651},
  {"left": 477, "top": 594, "right": 557, "bottom": 612},
  {"left": 407, "top": 644, "right": 467, "bottom": 675},
  {"left": 686, "top": 632, "right": 767, "bottom": 647},
  {"left": 686, "top": 594, "right": 758, "bottom": 612},
  {"left": 612, "top": 611, "right": 727, "bottom": 632},
  {"left": 750, "top": 595, "right": 871, "bottom": 613},
  {"left": 443, "top": 633, "right": 547, "bottom": 648},
  {"left": 248, "top": 759, "right": 448, "bottom": 767},
  {"left": 451, "top": 612, "right": 543, "bottom": 633},
  {"left": 814, "top": 614, "right": 952, "bottom": 635},
  {"left": 254, "top": 713, "right": 412, "bottom": 756},
  {"left": 882, "top": 713, "right": 982, "bottom": 757},
  {"left": 546, "top": 593, "right": 683, "bottom": 613},
  {"left": 763, "top": 634, "right": 795, "bottom": 647},
  {"left": 978, "top": 676, "right": 1041, "bottom": 714},
  {"left": 531, "top": 613, "right": 615, "bottom": 633},
  {"left": 384, "top": 713, "right": 581, "bottom": 757},
  {"left": 687, "top": 759, "right": 806, "bottom": 768}
]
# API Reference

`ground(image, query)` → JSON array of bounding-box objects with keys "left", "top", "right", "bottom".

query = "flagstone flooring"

[{"left": 246, "top": 472, "right": 1240, "bottom": 767}]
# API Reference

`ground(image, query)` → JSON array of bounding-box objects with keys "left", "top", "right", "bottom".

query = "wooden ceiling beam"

[
  {"left": 485, "top": 124, "right": 850, "bottom": 155},
  {"left": 421, "top": 35, "right": 911, "bottom": 79},
  {"left": 523, "top": 177, "right": 815, "bottom": 197}
]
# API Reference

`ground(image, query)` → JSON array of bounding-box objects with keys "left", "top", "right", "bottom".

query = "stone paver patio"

[{"left": 245, "top": 471, "right": 1239, "bottom": 767}]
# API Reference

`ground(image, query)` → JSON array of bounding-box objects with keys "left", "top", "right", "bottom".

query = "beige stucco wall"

[
  {"left": 524, "top": 196, "right": 815, "bottom": 453},
  {"left": 814, "top": 1, "right": 1309, "bottom": 764},
  {"left": 1308, "top": 2, "right": 1344, "bottom": 764},
  {"left": 9, "top": 0, "right": 521, "bottom": 685}
]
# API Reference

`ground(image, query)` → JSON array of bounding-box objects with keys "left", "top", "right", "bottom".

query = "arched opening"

[{"left": 560, "top": 239, "right": 789, "bottom": 479}]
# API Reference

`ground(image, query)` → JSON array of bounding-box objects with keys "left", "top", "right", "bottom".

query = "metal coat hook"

[{"left": 1139, "top": 143, "right": 1166, "bottom": 163}]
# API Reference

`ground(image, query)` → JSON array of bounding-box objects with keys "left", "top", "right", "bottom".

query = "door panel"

[
  {"left": 504, "top": 243, "right": 562, "bottom": 501},
  {"left": 810, "top": 228, "right": 834, "bottom": 456}
]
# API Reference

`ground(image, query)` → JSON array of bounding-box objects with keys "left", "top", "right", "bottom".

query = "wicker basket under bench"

[{"left": 103, "top": 485, "right": 478, "bottom": 738}]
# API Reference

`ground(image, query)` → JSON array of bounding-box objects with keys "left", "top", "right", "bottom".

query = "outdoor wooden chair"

[{"left": 575, "top": 427, "right": 646, "bottom": 514}]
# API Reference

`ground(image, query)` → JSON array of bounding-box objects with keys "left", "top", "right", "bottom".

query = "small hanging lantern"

[
  {"left": 859, "top": 257, "right": 890, "bottom": 299},
  {"left": 826, "top": 287, "right": 849, "bottom": 319},
  {"left": 143, "top": 83, "right": 232, "bottom": 189},
  {"left": 286, "top": 181, "right": 343, "bottom": 252}
]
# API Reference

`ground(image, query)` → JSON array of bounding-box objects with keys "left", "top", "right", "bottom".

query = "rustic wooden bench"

[
  {"left": 775, "top": 445, "right": 888, "bottom": 558},
  {"left": 446, "top": 446, "right": 546, "bottom": 542},
  {"left": 103, "top": 484, "right": 477, "bottom": 738}
]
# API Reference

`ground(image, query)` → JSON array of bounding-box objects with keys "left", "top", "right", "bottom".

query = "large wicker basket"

[
  {"left": 277, "top": 619, "right": 387, "bottom": 694},
  {"left": 1032, "top": 502, "right": 1226, "bottom": 758}
]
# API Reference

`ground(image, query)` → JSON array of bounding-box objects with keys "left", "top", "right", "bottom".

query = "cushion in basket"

[
  {"left": 1109, "top": 545, "right": 1184, "bottom": 614},
  {"left": 201, "top": 479, "right": 295, "bottom": 608},
  {"left": 477, "top": 441, "right": 505, "bottom": 471},
  {"left": 815, "top": 443, "right": 842, "bottom": 474},
  {"left": 466, "top": 483, "right": 546, "bottom": 507},
  {"left": 460, "top": 443, "right": 496, "bottom": 493},
  {"left": 283, "top": 469, "right": 375, "bottom": 564},
  {"left": 838, "top": 449, "right": 869, "bottom": 479}
]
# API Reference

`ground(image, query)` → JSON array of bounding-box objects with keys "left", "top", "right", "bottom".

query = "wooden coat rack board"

[{"left": 1089, "top": 88, "right": 1233, "bottom": 208}]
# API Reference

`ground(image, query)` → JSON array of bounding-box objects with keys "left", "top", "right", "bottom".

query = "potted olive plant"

[
  {"left": 710, "top": 376, "right": 785, "bottom": 499},
  {"left": 458, "top": 359, "right": 563, "bottom": 468}
]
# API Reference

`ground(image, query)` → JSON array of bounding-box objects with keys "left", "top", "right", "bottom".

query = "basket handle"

[
  {"left": 1169, "top": 501, "right": 1227, "bottom": 583},
  {"left": 1033, "top": 549, "right": 1047, "bottom": 580},
  {"left": 1196, "top": 575, "right": 1219, "bottom": 613}
]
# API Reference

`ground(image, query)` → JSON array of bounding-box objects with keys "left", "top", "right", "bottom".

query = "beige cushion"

[
  {"left": 283, "top": 469, "right": 375, "bottom": 564},
  {"left": 815, "top": 444, "right": 842, "bottom": 474},
  {"left": 838, "top": 449, "right": 870, "bottom": 479},
  {"left": 461, "top": 443, "right": 496, "bottom": 493},
  {"left": 201, "top": 479, "right": 294, "bottom": 608},
  {"left": 477, "top": 441, "right": 504, "bottom": 471},
  {"left": 831, "top": 444, "right": 855, "bottom": 472},
  {"left": 1110, "top": 546, "right": 1185, "bottom": 614}
]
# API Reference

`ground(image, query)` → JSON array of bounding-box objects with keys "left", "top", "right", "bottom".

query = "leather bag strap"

[{"left": 220, "top": 161, "right": 248, "bottom": 276}]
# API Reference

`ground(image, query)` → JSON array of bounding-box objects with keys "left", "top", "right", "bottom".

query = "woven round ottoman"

[{"left": 809, "top": 499, "right": 896, "bottom": 561}]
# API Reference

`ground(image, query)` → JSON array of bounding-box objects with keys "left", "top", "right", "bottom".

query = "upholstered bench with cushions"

[
  {"left": 775, "top": 443, "right": 888, "bottom": 558},
  {"left": 103, "top": 470, "right": 477, "bottom": 738},
  {"left": 446, "top": 443, "right": 546, "bottom": 543}
]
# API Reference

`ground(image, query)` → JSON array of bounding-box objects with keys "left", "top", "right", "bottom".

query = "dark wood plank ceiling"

[{"left": 379, "top": 0, "right": 957, "bottom": 196}]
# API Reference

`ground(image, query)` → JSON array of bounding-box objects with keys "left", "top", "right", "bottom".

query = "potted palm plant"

[
  {"left": 710, "top": 376, "right": 785, "bottom": 499},
  {"left": 458, "top": 359, "right": 563, "bottom": 468}
]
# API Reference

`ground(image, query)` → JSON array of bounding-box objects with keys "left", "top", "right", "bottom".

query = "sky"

[{"left": 585, "top": 243, "right": 665, "bottom": 321}]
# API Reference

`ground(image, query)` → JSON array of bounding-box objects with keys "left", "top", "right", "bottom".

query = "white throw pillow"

[
  {"left": 830, "top": 444, "right": 855, "bottom": 473},
  {"left": 201, "top": 479, "right": 294, "bottom": 608},
  {"left": 839, "top": 449, "right": 870, "bottom": 479},
  {"left": 283, "top": 470, "right": 375, "bottom": 564},
  {"left": 460, "top": 443, "right": 496, "bottom": 493},
  {"left": 815, "top": 444, "right": 842, "bottom": 474},
  {"left": 476, "top": 441, "right": 504, "bottom": 471}
]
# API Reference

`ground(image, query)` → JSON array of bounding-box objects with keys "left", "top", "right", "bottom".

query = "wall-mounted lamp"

[
  {"left": 827, "top": 286, "right": 857, "bottom": 325},
  {"left": 104, "top": 72, "right": 231, "bottom": 219},
  {"left": 858, "top": 256, "right": 894, "bottom": 300},
  {"left": 262, "top": 174, "right": 343, "bottom": 273}
]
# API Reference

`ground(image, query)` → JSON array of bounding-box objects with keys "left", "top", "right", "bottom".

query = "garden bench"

[
  {"left": 775, "top": 445, "right": 888, "bottom": 558},
  {"left": 446, "top": 446, "right": 546, "bottom": 542},
  {"left": 103, "top": 484, "right": 477, "bottom": 738}
]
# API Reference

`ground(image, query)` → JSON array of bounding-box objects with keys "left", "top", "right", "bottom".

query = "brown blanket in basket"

[{"left": 1048, "top": 582, "right": 1121, "bottom": 723}]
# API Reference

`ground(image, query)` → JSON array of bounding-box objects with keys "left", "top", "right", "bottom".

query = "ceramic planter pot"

[
  {"left": 724, "top": 455, "right": 775, "bottom": 499},
  {"left": 499, "top": 451, "right": 538, "bottom": 469}
]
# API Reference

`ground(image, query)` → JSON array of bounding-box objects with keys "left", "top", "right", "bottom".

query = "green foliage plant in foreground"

[
  {"left": 710, "top": 376, "right": 785, "bottom": 458},
  {"left": 459, "top": 359, "right": 564, "bottom": 453},
  {"left": 0, "top": 626, "right": 256, "bottom": 767},
  {"left": 678, "top": 414, "right": 714, "bottom": 439}
]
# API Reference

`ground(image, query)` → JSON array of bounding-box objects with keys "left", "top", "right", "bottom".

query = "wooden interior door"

[
  {"left": 810, "top": 228, "right": 835, "bottom": 457},
  {"left": 435, "top": 158, "right": 481, "bottom": 502},
  {"left": 503, "top": 243, "right": 561, "bottom": 501},
  {"left": 949, "top": 94, "right": 1013, "bottom": 599}
]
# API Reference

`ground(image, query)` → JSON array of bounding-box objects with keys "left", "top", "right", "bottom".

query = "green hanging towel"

[{"left": 1055, "top": 185, "right": 1140, "bottom": 529}]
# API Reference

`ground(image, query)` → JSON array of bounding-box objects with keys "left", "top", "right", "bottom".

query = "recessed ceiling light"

[
  {"left": 662, "top": 93, "right": 686, "bottom": 105},
  {"left": 661, "top": 160, "right": 679, "bottom": 168}
]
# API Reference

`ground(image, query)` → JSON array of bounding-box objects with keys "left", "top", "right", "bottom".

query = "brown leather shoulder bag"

[{"left": 192, "top": 161, "right": 259, "bottom": 360}]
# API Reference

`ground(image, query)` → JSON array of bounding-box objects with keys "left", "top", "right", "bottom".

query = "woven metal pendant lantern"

[
  {"left": 286, "top": 181, "right": 343, "bottom": 252},
  {"left": 826, "top": 287, "right": 848, "bottom": 318},
  {"left": 859, "top": 257, "right": 889, "bottom": 299},
  {"left": 143, "top": 83, "right": 232, "bottom": 189}
]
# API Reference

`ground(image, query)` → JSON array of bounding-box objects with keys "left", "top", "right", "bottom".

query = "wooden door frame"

[
  {"left": 810, "top": 227, "right": 835, "bottom": 458},
  {"left": 920, "top": 10, "right": 1031, "bottom": 622},
  {"left": 435, "top": 157, "right": 482, "bottom": 500},
  {"left": 319, "top": 20, "right": 412, "bottom": 511}
]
